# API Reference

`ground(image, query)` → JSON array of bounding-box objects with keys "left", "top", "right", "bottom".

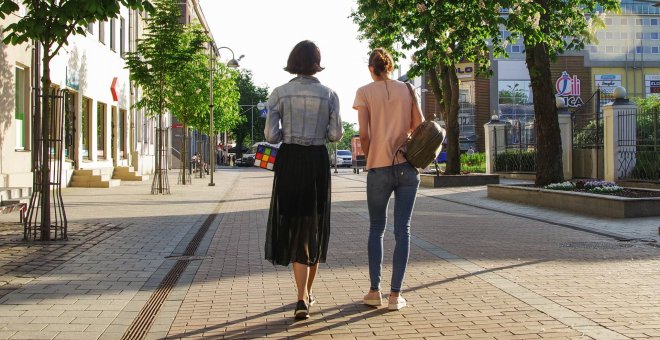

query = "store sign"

[
  {"left": 556, "top": 71, "right": 584, "bottom": 107},
  {"left": 645, "top": 75, "right": 660, "bottom": 95},
  {"left": 595, "top": 74, "right": 621, "bottom": 94},
  {"left": 456, "top": 63, "right": 474, "bottom": 80}
]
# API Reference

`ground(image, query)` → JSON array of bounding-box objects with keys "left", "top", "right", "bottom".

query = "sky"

[{"left": 198, "top": 0, "right": 375, "bottom": 126}]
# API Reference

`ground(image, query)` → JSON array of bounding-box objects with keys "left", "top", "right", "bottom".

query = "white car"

[{"left": 331, "top": 150, "right": 352, "bottom": 167}]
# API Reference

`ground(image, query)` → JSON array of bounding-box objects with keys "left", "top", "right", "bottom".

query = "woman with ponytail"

[{"left": 352, "top": 48, "right": 424, "bottom": 311}]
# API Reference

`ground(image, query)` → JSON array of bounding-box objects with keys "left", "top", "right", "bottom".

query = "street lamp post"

[{"left": 208, "top": 43, "right": 241, "bottom": 186}]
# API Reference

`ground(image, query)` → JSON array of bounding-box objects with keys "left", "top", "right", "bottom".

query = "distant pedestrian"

[
  {"left": 353, "top": 48, "right": 424, "bottom": 311},
  {"left": 264, "top": 40, "right": 343, "bottom": 320}
]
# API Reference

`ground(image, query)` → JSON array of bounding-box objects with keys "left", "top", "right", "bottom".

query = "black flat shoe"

[{"left": 294, "top": 300, "right": 309, "bottom": 320}]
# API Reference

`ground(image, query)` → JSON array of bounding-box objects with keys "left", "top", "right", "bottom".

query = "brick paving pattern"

[{"left": 0, "top": 168, "right": 657, "bottom": 339}]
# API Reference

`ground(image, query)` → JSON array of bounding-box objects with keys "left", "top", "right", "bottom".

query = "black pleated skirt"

[{"left": 265, "top": 143, "right": 331, "bottom": 266}]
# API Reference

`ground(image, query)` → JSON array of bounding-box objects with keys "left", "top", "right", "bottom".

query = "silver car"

[{"left": 331, "top": 149, "right": 352, "bottom": 167}]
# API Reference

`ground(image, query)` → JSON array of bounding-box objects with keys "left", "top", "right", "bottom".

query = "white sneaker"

[
  {"left": 363, "top": 291, "right": 383, "bottom": 307},
  {"left": 388, "top": 295, "right": 407, "bottom": 310}
]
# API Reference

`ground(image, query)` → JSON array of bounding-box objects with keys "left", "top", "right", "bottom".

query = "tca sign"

[{"left": 555, "top": 71, "right": 584, "bottom": 107}]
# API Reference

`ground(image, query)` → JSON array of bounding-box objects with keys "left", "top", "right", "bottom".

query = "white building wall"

[{"left": 0, "top": 7, "right": 34, "bottom": 188}]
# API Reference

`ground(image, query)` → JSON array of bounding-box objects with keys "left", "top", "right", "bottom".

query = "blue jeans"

[{"left": 366, "top": 162, "right": 420, "bottom": 293}]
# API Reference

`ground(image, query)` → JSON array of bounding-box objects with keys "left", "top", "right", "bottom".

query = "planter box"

[
  {"left": 487, "top": 184, "right": 660, "bottom": 218},
  {"left": 421, "top": 174, "right": 500, "bottom": 188}
]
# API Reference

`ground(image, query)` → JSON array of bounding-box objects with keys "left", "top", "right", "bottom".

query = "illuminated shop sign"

[
  {"left": 556, "top": 71, "right": 584, "bottom": 107},
  {"left": 645, "top": 75, "right": 660, "bottom": 95}
]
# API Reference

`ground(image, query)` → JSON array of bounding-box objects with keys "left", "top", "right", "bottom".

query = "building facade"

[
  {"left": 1, "top": 1, "right": 217, "bottom": 189},
  {"left": 421, "top": 0, "right": 660, "bottom": 153}
]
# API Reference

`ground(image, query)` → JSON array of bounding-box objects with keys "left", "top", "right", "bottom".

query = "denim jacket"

[{"left": 264, "top": 75, "right": 343, "bottom": 146}]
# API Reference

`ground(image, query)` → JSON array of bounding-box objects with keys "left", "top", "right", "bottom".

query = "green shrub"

[
  {"left": 461, "top": 152, "right": 486, "bottom": 173},
  {"left": 630, "top": 152, "right": 660, "bottom": 181},
  {"left": 495, "top": 150, "right": 536, "bottom": 172},
  {"left": 573, "top": 119, "right": 603, "bottom": 147}
]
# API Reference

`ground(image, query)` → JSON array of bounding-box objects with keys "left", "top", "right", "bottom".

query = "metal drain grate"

[
  {"left": 560, "top": 241, "right": 635, "bottom": 250},
  {"left": 121, "top": 211, "right": 219, "bottom": 340}
]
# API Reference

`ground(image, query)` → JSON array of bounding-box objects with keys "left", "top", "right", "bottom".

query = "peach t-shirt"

[{"left": 353, "top": 80, "right": 424, "bottom": 170}]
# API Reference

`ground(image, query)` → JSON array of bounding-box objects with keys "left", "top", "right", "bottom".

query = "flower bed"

[{"left": 488, "top": 181, "right": 660, "bottom": 218}]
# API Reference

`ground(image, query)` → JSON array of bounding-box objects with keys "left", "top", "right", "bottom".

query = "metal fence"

[
  {"left": 617, "top": 107, "right": 660, "bottom": 182},
  {"left": 493, "top": 113, "right": 537, "bottom": 173},
  {"left": 572, "top": 90, "right": 604, "bottom": 179}
]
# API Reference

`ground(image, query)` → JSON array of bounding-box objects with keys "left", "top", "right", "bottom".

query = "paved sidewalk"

[{"left": 0, "top": 168, "right": 657, "bottom": 339}]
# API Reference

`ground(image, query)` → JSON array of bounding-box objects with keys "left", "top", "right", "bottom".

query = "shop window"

[
  {"left": 653, "top": 32, "right": 659, "bottom": 40},
  {"left": 653, "top": 46, "right": 660, "bottom": 54},
  {"left": 653, "top": 19, "right": 659, "bottom": 26},
  {"left": 82, "top": 97, "right": 91, "bottom": 159},
  {"left": 636, "top": 46, "right": 643, "bottom": 54},
  {"left": 511, "top": 45, "right": 521, "bottom": 53},
  {"left": 498, "top": 81, "right": 534, "bottom": 144},
  {"left": 97, "top": 102, "right": 106, "bottom": 159},
  {"left": 64, "top": 93, "right": 76, "bottom": 161},
  {"left": 120, "top": 109, "right": 127, "bottom": 158},
  {"left": 15, "top": 67, "right": 27, "bottom": 150}
]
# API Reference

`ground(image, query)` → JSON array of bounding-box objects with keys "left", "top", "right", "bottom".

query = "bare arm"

[{"left": 357, "top": 106, "right": 370, "bottom": 159}]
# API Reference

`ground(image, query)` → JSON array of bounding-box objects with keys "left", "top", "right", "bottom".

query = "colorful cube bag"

[{"left": 254, "top": 144, "right": 278, "bottom": 171}]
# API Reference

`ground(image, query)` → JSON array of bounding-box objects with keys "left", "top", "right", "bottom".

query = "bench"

[
  {"left": 0, "top": 187, "right": 31, "bottom": 225},
  {"left": 0, "top": 202, "right": 26, "bottom": 224}
]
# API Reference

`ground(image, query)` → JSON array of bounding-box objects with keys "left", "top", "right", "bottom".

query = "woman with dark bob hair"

[{"left": 264, "top": 40, "right": 343, "bottom": 320}]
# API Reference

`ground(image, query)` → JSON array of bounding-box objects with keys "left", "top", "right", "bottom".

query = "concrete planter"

[
  {"left": 487, "top": 184, "right": 660, "bottom": 218},
  {"left": 420, "top": 174, "right": 500, "bottom": 188}
]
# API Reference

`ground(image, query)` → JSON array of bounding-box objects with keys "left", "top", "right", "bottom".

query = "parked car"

[{"left": 331, "top": 149, "right": 352, "bottom": 167}]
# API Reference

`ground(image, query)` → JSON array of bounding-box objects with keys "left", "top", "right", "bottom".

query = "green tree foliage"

[
  {"left": 168, "top": 23, "right": 210, "bottom": 184},
  {"left": 337, "top": 121, "right": 358, "bottom": 151},
  {"left": 232, "top": 70, "right": 268, "bottom": 154},
  {"left": 1, "top": 0, "right": 151, "bottom": 239},
  {"left": 125, "top": 0, "right": 205, "bottom": 193},
  {"left": 504, "top": 0, "right": 619, "bottom": 186},
  {"left": 351, "top": 0, "right": 509, "bottom": 174},
  {"left": 125, "top": 0, "right": 201, "bottom": 120},
  {"left": 209, "top": 63, "right": 242, "bottom": 134},
  {"left": 169, "top": 23, "right": 209, "bottom": 129}
]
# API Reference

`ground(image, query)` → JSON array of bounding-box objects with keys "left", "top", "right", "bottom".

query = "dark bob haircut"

[{"left": 284, "top": 40, "right": 324, "bottom": 75}]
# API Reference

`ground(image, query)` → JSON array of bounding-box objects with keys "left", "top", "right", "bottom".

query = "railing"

[
  {"left": 493, "top": 114, "right": 537, "bottom": 173},
  {"left": 617, "top": 107, "right": 660, "bottom": 182}
]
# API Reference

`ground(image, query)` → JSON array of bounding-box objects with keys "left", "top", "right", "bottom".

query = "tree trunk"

[
  {"left": 525, "top": 43, "right": 564, "bottom": 186},
  {"left": 443, "top": 64, "right": 461, "bottom": 175},
  {"left": 40, "top": 52, "right": 52, "bottom": 241},
  {"left": 180, "top": 124, "right": 188, "bottom": 184}
]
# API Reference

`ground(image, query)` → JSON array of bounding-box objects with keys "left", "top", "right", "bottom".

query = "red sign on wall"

[{"left": 110, "top": 77, "right": 118, "bottom": 101}]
